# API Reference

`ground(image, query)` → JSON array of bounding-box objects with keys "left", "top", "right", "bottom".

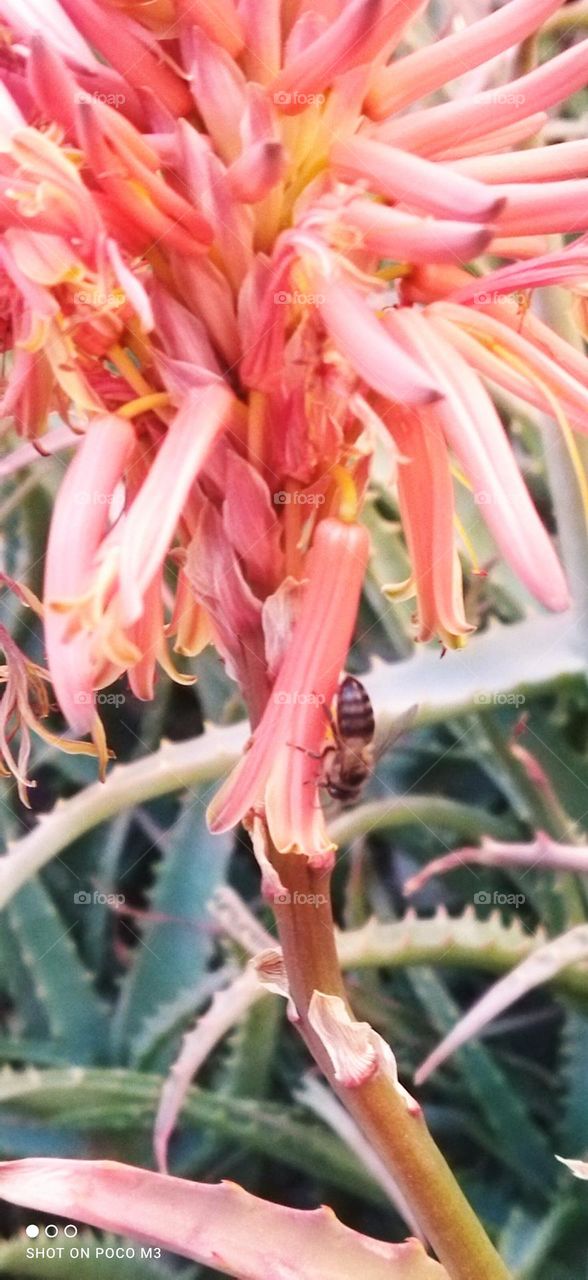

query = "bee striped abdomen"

[{"left": 336, "top": 676, "right": 375, "bottom": 745}]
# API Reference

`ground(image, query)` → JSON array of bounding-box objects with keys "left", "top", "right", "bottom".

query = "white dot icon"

[{"left": 25, "top": 1225, "right": 39, "bottom": 1238}]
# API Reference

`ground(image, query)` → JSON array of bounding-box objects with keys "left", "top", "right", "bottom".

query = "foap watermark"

[
  {"left": 74, "top": 890, "right": 126, "bottom": 907},
  {"left": 75, "top": 90, "right": 126, "bottom": 108},
  {"left": 474, "top": 890, "right": 525, "bottom": 908},
  {"left": 474, "top": 692, "right": 526, "bottom": 708},
  {"left": 487, "top": 91, "right": 526, "bottom": 106},
  {"left": 75, "top": 691, "right": 126, "bottom": 707},
  {"left": 74, "top": 489, "right": 115, "bottom": 506},
  {"left": 273, "top": 690, "right": 325, "bottom": 706},
  {"left": 74, "top": 289, "right": 123, "bottom": 309},
  {"left": 472, "top": 290, "right": 527, "bottom": 309},
  {"left": 273, "top": 490, "right": 325, "bottom": 506},
  {"left": 272, "top": 890, "right": 328, "bottom": 907},
  {"left": 273, "top": 91, "right": 325, "bottom": 107},
  {"left": 473, "top": 486, "right": 509, "bottom": 506},
  {"left": 274, "top": 290, "right": 326, "bottom": 306}
]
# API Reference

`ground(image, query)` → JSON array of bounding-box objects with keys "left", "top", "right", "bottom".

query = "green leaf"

[
  {"left": 408, "top": 968, "right": 555, "bottom": 1193},
  {"left": 112, "top": 795, "right": 231, "bottom": 1062},
  {"left": 558, "top": 1009, "right": 588, "bottom": 1154},
  {"left": 2, "top": 881, "right": 108, "bottom": 1061}
]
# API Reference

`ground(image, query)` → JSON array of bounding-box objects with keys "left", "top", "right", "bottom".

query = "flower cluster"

[{"left": 0, "top": 0, "right": 586, "bottom": 849}]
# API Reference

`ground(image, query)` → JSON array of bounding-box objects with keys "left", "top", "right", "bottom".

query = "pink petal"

[
  {"left": 44, "top": 416, "right": 135, "bottom": 732},
  {"left": 0, "top": 0, "right": 98, "bottom": 69},
  {"left": 331, "top": 137, "right": 504, "bottom": 222},
  {"left": 386, "top": 309, "right": 570, "bottom": 612},
  {"left": 450, "top": 138, "right": 588, "bottom": 183},
  {"left": 452, "top": 242, "right": 588, "bottom": 301},
  {"left": 181, "top": 25, "right": 247, "bottom": 165},
  {"left": 226, "top": 140, "right": 286, "bottom": 203},
  {"left": 367, "top": 0, "right": 563, "bottom": 117},
  {"left": 208, "top": 519, "right": 370, "bottom": 859},
  {"left": 175, "top": 0, "right": 243, "bottom": 58},
  {"left": 271, "top": 0, "right": 417, "bottom": 112},
  {"left": 377, "top": 39, "right": 588, "bottom": 157},
  {"left": 495, "top": 179, "right": 588, "bottom": 236},
  {"left": 318, "top": 278, "right": 441, "bottom": 405},
  {"left": 341, "top": 199, "right": 492, "bottom": 264},
  {"left": 119, "top": 384, "right": 234, "bottom": 626},
  {"left": 59, "top": 0, "right": 193, "bottom": 115},
  {"left": 432, "top": 301, "right": 588, "bottom": 431}
]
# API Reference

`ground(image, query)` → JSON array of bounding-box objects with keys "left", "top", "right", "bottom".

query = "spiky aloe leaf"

[
  {"left": 3, "top": 882, "right": 108, "bottom": 1061},
  {"left": 408, "top": 968, "right": 555, "bottom": 1192},
  {"left": 0, "top": 1068, "right": 386, "bottom": 1206},
  {"left": 337, "top": 907, "right": 588, "bottom": 998},
  {"left": 112, "top": 795, "right": 231, "bottom": 1063},
  {"left": 0, "top": 1158, "right": 450, "bottom": 1279},
  {"left": 416, "top": 924, "right": 588, "bottom": 1084},
  {"left": 131, "top": 972, "right": 232, "bottom": 1071}
]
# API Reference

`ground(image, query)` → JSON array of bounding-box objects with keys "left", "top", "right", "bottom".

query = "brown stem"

[{"left": 271, "top": 850, "right": 512, "bottom": 1280}]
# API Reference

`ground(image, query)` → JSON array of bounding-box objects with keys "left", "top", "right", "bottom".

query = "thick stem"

[{"left": 271, "top": 850, "right": 512, "bottom": 1280}]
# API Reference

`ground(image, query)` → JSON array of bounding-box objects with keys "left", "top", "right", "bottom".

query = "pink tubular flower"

[
  {"left": 207, "top": 518, "right": 370, "bottom": 862},
  {"left": 0, "top": 0, "right": 585, "bottom": 829},
  {"left": 43, "top": 415, "right": 136, "bottom": 741}
]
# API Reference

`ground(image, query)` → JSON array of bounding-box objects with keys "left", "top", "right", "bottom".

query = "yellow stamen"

[
  {"left": 382, "top": 575, "right": 416, "bottom": 602},
  {"left": 330, "top": 465, "right": 359, "bottom": 522},
  {"left": 453, "top": 512, "right": 481, "bottom": 574},
  {"left": 450, "top": 461, "right": 473, "bottom": 492},
  {"left": 118, "top": 392, "right": 171, "bottom": 419},
  {"left": 91, "top": 713, "right": 111, "bottom": 783},
  {"left": 157, "top": 642, "right": 197, "bottom": 686},
  {"left": 439, "top": 629, "right": 469, "bottom": 651},
  {"left": 108, "top": 343, "right": 153, "bottom": 398},
  {"left": 376, "top": 263, "right": 412, "bottom": 282}
]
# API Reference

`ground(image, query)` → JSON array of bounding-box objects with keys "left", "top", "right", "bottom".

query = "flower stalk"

[{"left": 270, "top": 844, "right": 512, "bottom": 1280}]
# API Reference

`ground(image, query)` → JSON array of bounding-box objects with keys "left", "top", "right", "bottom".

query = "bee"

[
  {"left": 321, "top": 675, "right": 377, "bottom": 803},
  {"left": 289, "top": 677, "right": 416, "bottom": 806}
]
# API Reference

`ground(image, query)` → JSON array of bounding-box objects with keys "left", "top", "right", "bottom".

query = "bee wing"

[{"left": 373, "top": 704, "right": 419, "bottom": 762}]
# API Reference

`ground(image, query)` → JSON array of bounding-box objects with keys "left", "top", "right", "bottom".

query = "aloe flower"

[{"left": 0, "top": 0, "right": 586, "bottom": 820}]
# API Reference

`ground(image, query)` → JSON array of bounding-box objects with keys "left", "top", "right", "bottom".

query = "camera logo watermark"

[
  {"left": 474, "top": 890, "right": 525, "bottom": 908},
  {"left": 273, "top": 490, "right": 325, "bottom": 506},
  {"left": 474, "top": 692, "right": 525, "bottom": 707},
  {"left": 75, "top": 90, "right": 126, "bottom": 108},
  {"left": 273, "top": 290, "right": 325, "bottom": 306},
  {"left": 273, "top": 690, "right": 325, "bottom": 706},
  {"left": 272, "top": 891, "right": 328, "bottom": 907},
  {"left": 74, "top": 490, "right": 116, "bottom": 506},
  {"left": 74, "top": 289, "right": 123, "bottom": 309},
  {"left": 273, "top": 92, "right": 325, "bottom": 107},
  {"left": 472, "top": 290, "right": 527, "bottom": 309},
  {"left": 74, "top": 691, "right": 126, "bottom": 707},
  {"left": 74, "top": 890, "right": 125, "bottom": 906},
  {"left": 487, "top": 92, "right": 526, "bottom": 106}
]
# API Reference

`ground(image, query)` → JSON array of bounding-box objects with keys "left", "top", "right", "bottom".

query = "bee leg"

[{"left": 287, "top": 742, "right": 324, "bottom": 760}]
